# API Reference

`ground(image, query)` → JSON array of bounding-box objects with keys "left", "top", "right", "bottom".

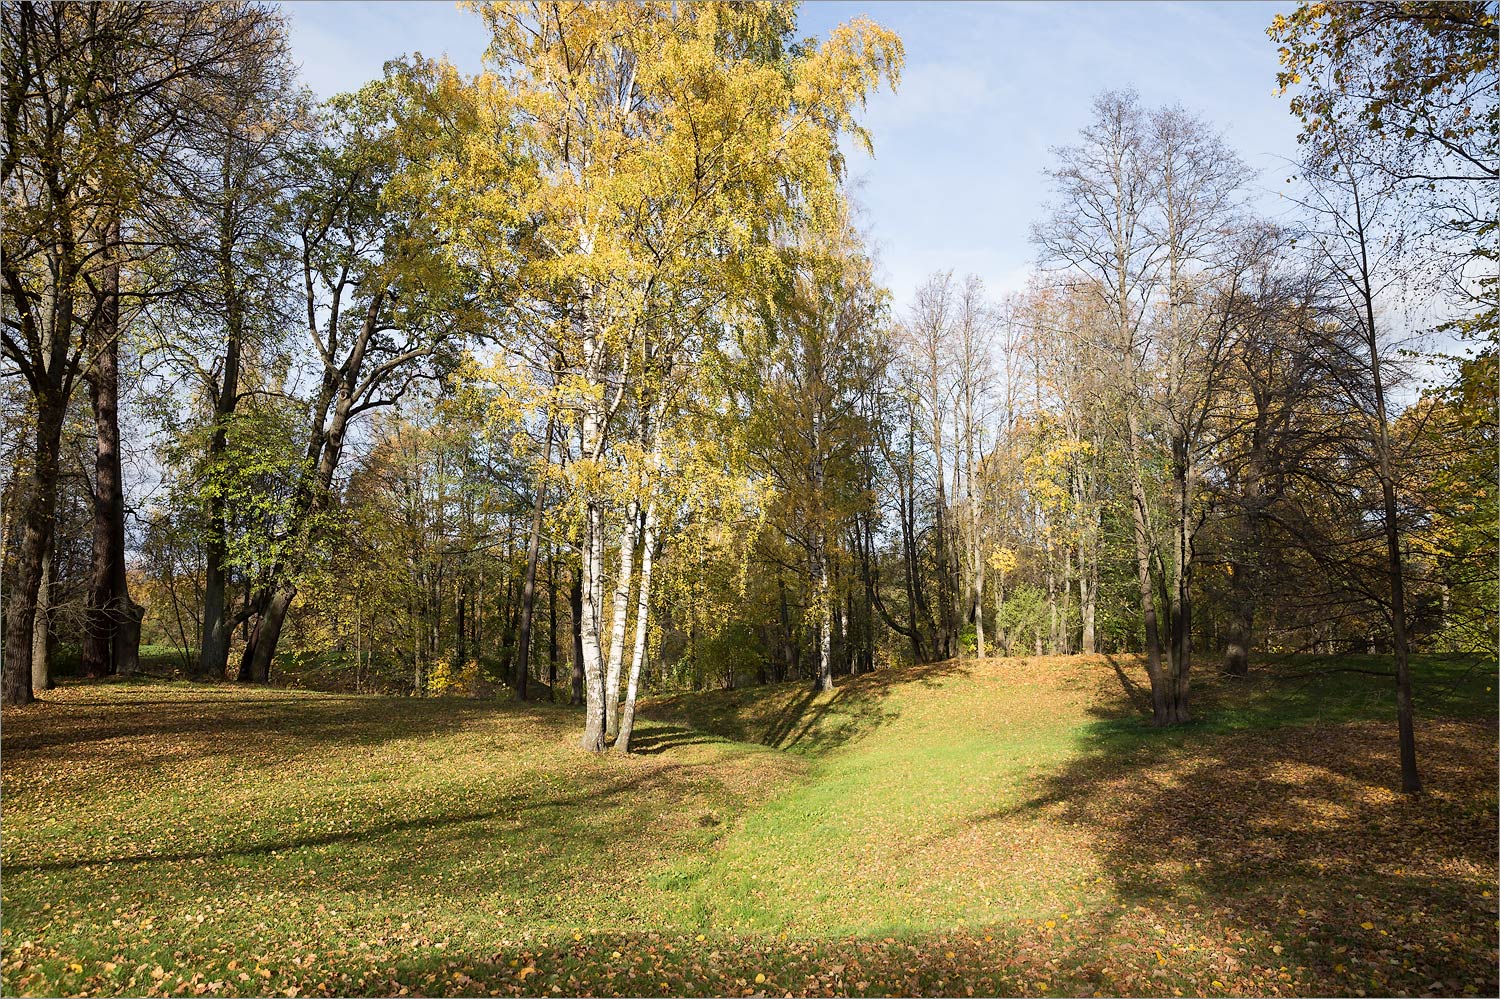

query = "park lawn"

[{"left": 1, "top": 653, "right": 1495, "bottom": 997}]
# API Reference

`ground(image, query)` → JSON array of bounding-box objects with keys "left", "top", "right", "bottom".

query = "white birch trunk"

[
  {"left": 615, "top": 499, "right": 657, "bottom": 753},
  {"left": 578, "top": 394, "right": 609, "bottom": 752},
  {"left": 604, "top": 497, "right": 639, "bottom": 739}
]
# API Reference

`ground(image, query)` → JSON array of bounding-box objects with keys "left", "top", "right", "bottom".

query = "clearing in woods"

[{"left": 2, "top": 653, "right": 1495, "bottom": 997}]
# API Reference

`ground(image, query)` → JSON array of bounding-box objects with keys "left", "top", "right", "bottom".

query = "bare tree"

[{"left": 1289, "top": 118, "right": 1423, "bottom": 793}]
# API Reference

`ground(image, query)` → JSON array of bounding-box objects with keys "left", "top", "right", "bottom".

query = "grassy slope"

[{"left": 2, "top": 653, "right": 1495, "bottom": 997}]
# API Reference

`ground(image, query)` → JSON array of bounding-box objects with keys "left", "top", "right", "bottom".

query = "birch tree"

[{"left": 457, "top": 0, "right": 900, "bottom": 750}]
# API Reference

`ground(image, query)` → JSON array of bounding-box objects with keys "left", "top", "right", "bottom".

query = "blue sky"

[{"left": 283, "top": 0, "right": 1303, "bottom": 310}]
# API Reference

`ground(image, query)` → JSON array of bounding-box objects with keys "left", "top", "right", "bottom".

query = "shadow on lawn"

[
  {"left": 4, "top": 760, "right": 713, "bottom": 874},
  {"left": 642, "top": 658, "right": 973, "bottom": 756},
  {"left": 1, "top": 686, "right": 539, "bottom": 767},
  {"left": 625, "top": 724, "right": 721, "bottom": 755},
  {"left": 978, "top": 656, "right": 1500, "bottom": 996}
]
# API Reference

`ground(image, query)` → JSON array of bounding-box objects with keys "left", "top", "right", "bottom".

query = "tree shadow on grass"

[
  {"left": 1, "top": 686, "right": 516, "bottom": 761},
  {"left": 974, "top": 655, "right": 1500, "bottom": 996},
  {"left": 624, "top": 724, "right": 722, "bottom": 755},
  {"left": 4, "top": 761, "right": 710, "bottom": 874},
  {"left": 641, "top": 658, "right": 974, "bottom": 757}
]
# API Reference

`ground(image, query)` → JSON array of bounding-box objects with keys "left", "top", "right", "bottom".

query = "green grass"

[{"left": 3, "top": 653, "right": 1495, "bottom": 997}]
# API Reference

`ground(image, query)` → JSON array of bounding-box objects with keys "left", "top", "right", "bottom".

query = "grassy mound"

[{"left": 2, "top": 654, "right": 1495, "bottom": 996}]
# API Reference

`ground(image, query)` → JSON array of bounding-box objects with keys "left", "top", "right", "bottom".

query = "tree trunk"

[
  {"left": 1223, "top": 589, "right": 1252, "bottom": 676},
  {"left": 933, "top": 486, "right": 954, "bottom": 659},
  {"left": 30, "top": 536, "right": 53, "bottom": 692},
  {"left": 240, "top": 586, "right": 293, "bottom": 683},
  {"left": 569, "top": 568, "right": 585, "bottom": 706},
  {"left": 1128, "top": 440, "right": 1169, "bottom": 725},
  {"left": 1, "top": 392, "right": 63, "bottom": 706},
  {"left": 604, "top": 498, "right": 639, "bottom": 739},
  {"left": 515, "top": 423, "right": 552, "bottom": 700},
  {"left": 197, "top": 196, "right": 245, "bottom": 680},
  {"left": 1165, "top": 445, "right": 1193, "bottom": 723},
  {"left": 972, "top": 541, "right": 985, "bottom": 659},
  {"left": 547, "top": 547, "right": 558, "bottom": 698},
  {"left": 1223, "top": 478, "right": 1259, "bottom": 678},
  {"left": 83, "top": 218, "right": 134, "bottom": 678},
  {"left": 1080, "top": 536, "right": 1098, "bottom": 655},
  {"left": 1352, "top": 207, "right": 1419, "bottom": 791},
  {"left": 1044, "top": 554, "right": 1058, "bottom": 656},
  {"left": 456, "top": 578, "right": 468, "bottom": 669},
  {"left": 616, "top": 500, "right": 657, "bottom": 753},
  {"left": 812, "top": 406, "right": 834, "bottom": 692},
  {"left": 994, "top": 564, "right": 1008, "bottom": 656},
  {"left": 579, "top": 496, "right": 607, "bottom": 750},
  {"left": 815, "top": 553, "right": 834, "bottom": 692},
  {"left": 199, "top": 524, "right": 231, "bottom": 678}
]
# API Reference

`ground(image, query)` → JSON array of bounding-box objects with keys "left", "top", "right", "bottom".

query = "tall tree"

[
  {"left": 455, "top": 0, "right": 900, "bottom": 749},
  {"left": 143, "top": 9, "right": 305, "bottom": 680},
  {"left": 2, "top": 0, "right": 269, "bottom": 704},
  {"left": 1290, "top": 118, "right": 1423, "bottom": 792},
  {"left": 236, "top": 69, "right": 478, "bottom": 682}
]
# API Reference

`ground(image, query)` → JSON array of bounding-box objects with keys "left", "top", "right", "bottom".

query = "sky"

[{"left": 282, "top": 0, "right": 1305, "bottom": 311}]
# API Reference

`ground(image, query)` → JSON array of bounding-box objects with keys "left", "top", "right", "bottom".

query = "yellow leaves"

[
  {"left": 1359, "top": 921, "right": 1374, "bottom": 930},
  {"left": 754, "top": 972, "right": 766, "bottom": 983},
  {"left": 518, "top": 965, "right": 537, "bottom": 980},
  {"left": 66, "top": 962, "right": 82, "bottom": 974},
  {"left": 426, "top": 658, "right": 479, "bottom": 696},
  {"left": 988, "top": 546, "right": 1018, "bottom": 575}
]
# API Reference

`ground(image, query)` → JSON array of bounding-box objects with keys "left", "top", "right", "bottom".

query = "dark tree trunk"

[
  {"left": 3, "top": 394, "right": 68, "bottom": 706},
  {"left": 239, "top": 587, "right": 291, "bottom": 683},
  {"left": 456, "top": 578, "right": 467, "bottom": 669},
  {"left": 197, "top": 203, "right": 245, "bottom": 680},
  {"left": 860, "top": 509, "right": 922, "bottom": 662},
  {"left": 514, "top": 424, "right": 552, "bottom": 700},
  {"left": 776, "top": 576, "right": 794, "bottom": 683},
  {"left": 497, "top": 573, "right": 519, "bottom": 679},
  {"left": 569, "top": 568, "right": 584, "bottom": 705},
  {"left": 547, "top": 547, "right": 558, "bottom": 697},
  {"left": 1129, "top": 457, "right": 1171, "bottom": 724},
  {"left": 83, "top": 218, "right": 135, "bottom": 678},
  {"left": 1353, "top": 211, "right": 1419, "bottom": 792},
  {"left": 199, "top": 525, "right": 231, "bottom": 678},
  {"left": 1223, "top": 502, "right": 1258, "bottom": 678}
]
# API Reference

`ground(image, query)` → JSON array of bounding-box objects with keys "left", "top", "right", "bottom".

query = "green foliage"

[
  {"left": 697, "top": 622, "right": 768, "bottom": 690},
  {"left": 997, "top": 584, "right": 1048, "bottom": 652}
]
